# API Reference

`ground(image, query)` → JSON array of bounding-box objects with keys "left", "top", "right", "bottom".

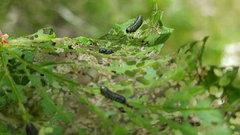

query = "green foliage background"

[{"left": 0, "top": 0, "right": 240, "bottom": 135}]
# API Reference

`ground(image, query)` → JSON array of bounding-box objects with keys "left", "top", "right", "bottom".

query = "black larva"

[
  {"left": 100, "top": 86, "right": 126, "bottom": 104},
  {"left": 26, "top": 123, "right": 38, "bottom": 135},
  {"left": 126, "top": 15, "right": 143, "bottom": 33},
  {"left": 99, "top": 48, "right": 114, "bottom": 54}
]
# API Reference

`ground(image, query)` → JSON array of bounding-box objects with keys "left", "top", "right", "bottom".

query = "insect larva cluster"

[
  {"left": 126, "top": 15, "right": 143, "bottom": 33},
  {"left": 100, "top": 86, "right": 126, "bottom": 104},
  {"left": 99, "top": 48, "right": 114, "bottom": 54}
]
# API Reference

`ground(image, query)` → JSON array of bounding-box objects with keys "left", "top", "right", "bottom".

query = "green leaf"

[
  {"left": 144, "top": 68, "right": 157, "bottom": 80},
  {"left": 203, "top": 66, "right": 219, "bottom": 87},
  {"left": 145, "top": 32, "right": 159, "bottom": 45},
  {"left": 112, "top": 126, "right": 128, "bottom": 135},
  {"left": 125, "top": 70, "right": 138, "bottom": 77},
  {"left": 219, "top": 76, "right": 230, "bottom": 86},
  {"left": 160, "top": 116, "right": 197, "bottom": 135},
  {"left": 136, "top": 76, "right": 150, "bottom": 85},
  {"left": 74, "top": 36, "right": 90, "bottom": 45},
  {"left": 172, "top": 66, "right": 185, "bottom": 81},
  {"left": 29, "top": 74, "right": 72, "bottom": 122},
  {"left": 0, "top": 122, "right": 11, "bottom": 135}
]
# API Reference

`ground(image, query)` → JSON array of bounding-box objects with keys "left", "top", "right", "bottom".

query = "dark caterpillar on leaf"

[
  {"left": 26, "top": 123, "right": 38, "bottom": 135},
  {"left": 126, "top": 15, "right": 143, "bottom": 33},
  {"left": 99, "top": 48, "right": 114, "bottom": 54},
  {"left": 100, "top": 86, "right": 126, "bottom": 104}
]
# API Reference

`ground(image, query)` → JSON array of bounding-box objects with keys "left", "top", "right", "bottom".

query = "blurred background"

[{"left": 0, "top": 0, "right": 240, "bottom": 66}]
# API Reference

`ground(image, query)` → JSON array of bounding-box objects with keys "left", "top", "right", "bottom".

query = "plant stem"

[{"left": 0, "top": 47, "right": 29, "bottom": 122}]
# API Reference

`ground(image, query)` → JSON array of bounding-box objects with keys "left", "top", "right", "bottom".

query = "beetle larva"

[
  {"left": 26, "top": 123, "right": 38, "bottom": 135},
  {"left": 100, "top": 86, "right": 126, "bottom": 104},
  {"left": 99, "top": 48, "right": 114, "bottom": 54},
  {"left": 126, "top": 15, "right": 143, "bottom": 33}
]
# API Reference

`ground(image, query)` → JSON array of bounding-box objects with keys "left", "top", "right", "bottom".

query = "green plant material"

[
  {"left": 0, "top": 48, "right": 30, "bottom": 122},
  {"left": 74, "top": 36, "right": 91, "bottom": 45},
  {"left": 0, "top": 122, "right": 11, "bottom": 135},
  {"left": 0, "top": 9, "right": 239, "bottom": 135}
]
